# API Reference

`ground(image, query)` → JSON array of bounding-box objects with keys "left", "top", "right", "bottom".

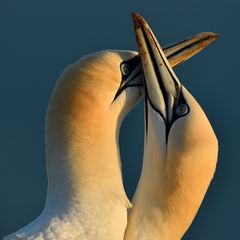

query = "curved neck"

[
  {"left": 39, "top": 103, "right": 131, "bottom": 239},
  {"left": 44, "top": 96, "right": 130, "bottom": 215},
  {"left": 124, "top": 104, "right": 217, "bottom": 240}
]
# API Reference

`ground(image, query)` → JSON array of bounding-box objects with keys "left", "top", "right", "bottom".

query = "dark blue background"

[{"left": 0, "top": 1, "right": 238, "bottom": 239}]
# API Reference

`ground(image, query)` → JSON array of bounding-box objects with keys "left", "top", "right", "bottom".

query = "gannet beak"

[
  {"left": 132, "top": 13, "right": 186, "bottom": 125},
  {"left": 164, "top": 31, "right": 218, "bottom": 68},
  {"left": 114, "top": 16, "right": 218, "bottom": 101}
]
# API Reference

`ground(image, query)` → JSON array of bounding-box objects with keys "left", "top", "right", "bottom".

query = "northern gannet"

[
  {"left": 124, "top": 13, "right": 218, "bottom": 240},
  {"left": 4, "top": 21, "right": 217, "bottom": 240}
]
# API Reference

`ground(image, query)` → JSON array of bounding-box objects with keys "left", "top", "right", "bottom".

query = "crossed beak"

[
  {"left": 132, "top": 13, "right": 217, "bottom": 128},
  {"left": 114, "top": 14, "right": 218, "bottom": 102},
  {"left": 132, "top": 12, "right": 179, "bottom": 125}
]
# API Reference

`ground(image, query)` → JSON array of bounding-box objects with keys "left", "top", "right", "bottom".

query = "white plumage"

[
  {"left": 4, "top": 51, "right": 141, "bottom": 240},
  {"left": 124, "top": 13, "right": 218, "bottom": 240}
]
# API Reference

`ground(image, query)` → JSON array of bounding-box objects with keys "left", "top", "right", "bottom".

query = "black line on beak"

[
  {"left": 166, "top": 35, "right": 213, "bottom": 60},
  {"left": 139, "top": 22, "right": 169, "bottom": 122}
]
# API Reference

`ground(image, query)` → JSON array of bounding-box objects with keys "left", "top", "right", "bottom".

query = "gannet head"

[
  {"left": 86, "top": 50, "right": 144, "bottom": 116},
  {"left": 52, "top": 50, "right": 143, "bottom": 117},
  {"left": 133, "top": 13, "right": 218, "bottom": 238},
  {"left": 45, "top": 50, "right": 146, "bottom": 207},
  {"left": 46, "top": 50, "right": 146, "bottom": 153},
  {"left": 46, "top": 50, "right": 145, "bottom": 170}
]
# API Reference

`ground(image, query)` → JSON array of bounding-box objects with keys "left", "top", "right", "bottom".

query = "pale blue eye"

[
  {"left": 120, "top": 63, "right": 130, "bottom": 76},
  {"left": 176, "top": 104, "right": 188, "bottom": 116}
]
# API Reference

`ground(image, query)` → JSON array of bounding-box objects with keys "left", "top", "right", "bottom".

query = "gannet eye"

[
  {"left": 120, "top": 62, "right": 130, "bottom": 77},
  {"left": 175, "top": 104, "right": 189, "bottom": 116}
]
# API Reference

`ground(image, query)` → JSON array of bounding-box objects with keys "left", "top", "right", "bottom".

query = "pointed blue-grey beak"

[
  {"left": 114, "top": 29, "right": 218, "bottom": 101},
  {"left": 163, "top": 31, "right": 218, "bottom": 68},
  {"left": 132, "top": 13, "right": 218, "bottom": 134}
]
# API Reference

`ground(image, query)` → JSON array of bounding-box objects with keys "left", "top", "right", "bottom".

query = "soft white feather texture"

[
  {"left": 4, "top": 50, "right": 143, "bottom": 240},
  {"left": 124, "top": 87, "right": 218, "bottom": 240}
]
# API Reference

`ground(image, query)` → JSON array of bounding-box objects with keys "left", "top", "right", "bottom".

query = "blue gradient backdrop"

[{"left": 0, "top": 1, "right": 239, "bottom": 239}]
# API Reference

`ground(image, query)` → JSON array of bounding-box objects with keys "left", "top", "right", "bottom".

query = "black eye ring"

[
  {"left": 120, "top": 62, "right": 130, "bottom": 77},
  {"left": 175, "top": 103, "right": 189, "bottom": 117}
]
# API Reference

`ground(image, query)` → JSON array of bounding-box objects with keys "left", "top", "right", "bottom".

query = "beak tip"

[
  {"left": 201, "top": 32, "right": 220, "bottom": 43},
  {"left": 132, "top": 12, "right": 148, "bottom": 29},
  {"left": 204, "top": 32, "right": 219, "bottom": 40},
  {"left": 132, "top": 12, "right": 141, "bottom": 20},
  {"left": 199, "top": 32, "right": 219, "bottom": 49},
  {"left": 132, "top": 13, "right": 141, "bottom": 29},
  {"left": 212, "top": 33, "right": 220, "bottom": 41}
]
